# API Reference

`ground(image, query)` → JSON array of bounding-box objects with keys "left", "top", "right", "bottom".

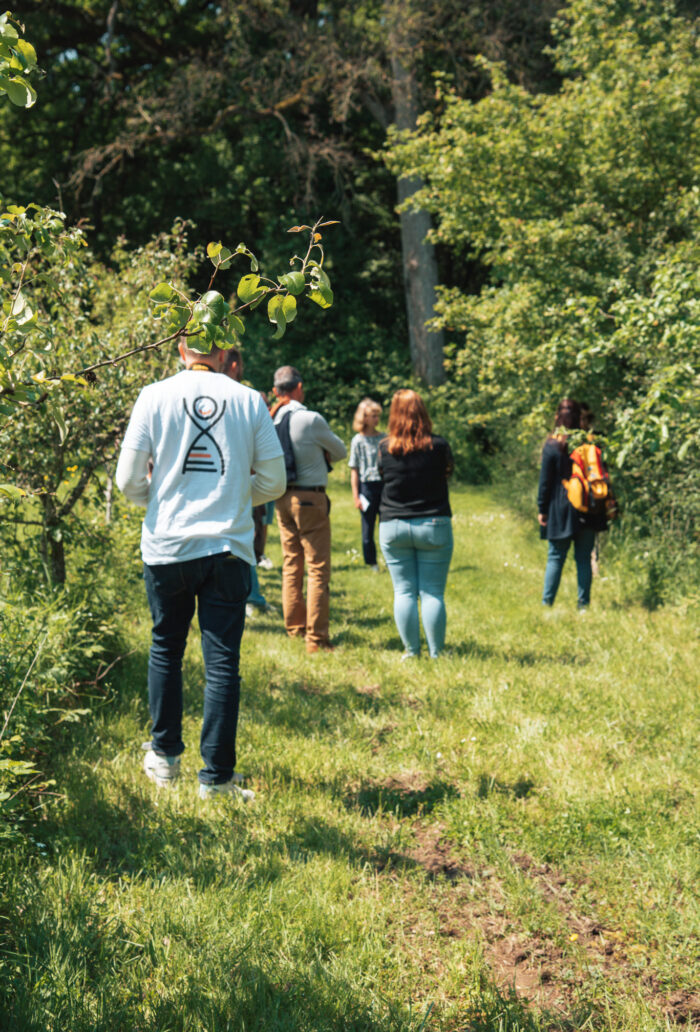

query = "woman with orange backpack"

[{"left": 537, "top": 398, "right": 609, "bottom": 611}]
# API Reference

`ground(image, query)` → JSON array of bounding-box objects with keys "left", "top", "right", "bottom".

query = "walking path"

[{"left": 4, "top": 483, "right": 699, "bottom": 1031}]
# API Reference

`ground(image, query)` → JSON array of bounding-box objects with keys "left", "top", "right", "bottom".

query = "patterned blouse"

[{"left": 348, "top": 433, "right": 383, "bottom": 482}]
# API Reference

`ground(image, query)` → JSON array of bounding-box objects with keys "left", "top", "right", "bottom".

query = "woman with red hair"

[{"left": 378, "top": 390, "right": 454, "bottom": 658}]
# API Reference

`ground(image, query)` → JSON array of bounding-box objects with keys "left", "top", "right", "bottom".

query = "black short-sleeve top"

[{"left": 378, "top": 435, "right": 453, "bottom": 520}]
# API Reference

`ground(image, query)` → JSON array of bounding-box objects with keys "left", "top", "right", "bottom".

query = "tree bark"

[
  {"left": 39, "top": 494, "right": 66, "bottom": 586},
  {"left": 387, "top": 3, "right": 445, "bottom": 386}
]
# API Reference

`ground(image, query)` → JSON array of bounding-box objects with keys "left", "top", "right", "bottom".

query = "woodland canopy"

[{"left": 0, "top": 0, "right": 698, "bottom": 592}]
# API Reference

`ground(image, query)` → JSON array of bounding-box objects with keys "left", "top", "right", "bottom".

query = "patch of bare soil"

[
  {"left": 349, "top": 771, "right": 458, "bottom": 818},
  {"left": 295, "top": 679, "right": 329, "bottom": 696},
  {"left": 409, "top": 823, "right": 477, "bottom": 882},
  {"left": 378, "top": 828, "right": 697, "bottom": 1027},
  {"left": 355, "top": 683, "right": 381, "bottom": 698},
  {"left": 664, "top": 991, "right": 700, "bottom": 1025},
  {"left": 507, "top": 850, "right": 698, "bottom": 1026}
]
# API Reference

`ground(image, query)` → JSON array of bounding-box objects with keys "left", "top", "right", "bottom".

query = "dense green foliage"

[
  {"left": 0, "top": 5, "right": 698, "bottom": 1020},
  {"left": 386, "top": 0, "right": 699, "bottom": 588}
]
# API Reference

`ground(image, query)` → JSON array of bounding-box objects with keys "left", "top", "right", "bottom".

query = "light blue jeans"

[{"left": 379, "top": 516, "right": 454, "bottom": 658}]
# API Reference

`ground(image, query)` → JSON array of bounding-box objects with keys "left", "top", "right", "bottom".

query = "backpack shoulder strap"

[{"left": 275, "top": 409, "right": 297, "bottom": 484}]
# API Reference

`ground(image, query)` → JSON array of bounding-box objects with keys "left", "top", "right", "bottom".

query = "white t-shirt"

[{"left": 121, "top": 369, "right": 282, "bottom": 565}]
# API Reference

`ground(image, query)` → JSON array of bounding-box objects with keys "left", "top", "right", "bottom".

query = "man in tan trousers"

[{"left": 271, "top": 366, "right": 347, "bottom": 653}]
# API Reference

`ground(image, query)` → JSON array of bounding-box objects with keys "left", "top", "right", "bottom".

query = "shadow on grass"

[
  {"left": 448, "top": 638, "right": 579, "bottom": 666},
  {"left": 2, "top": 921, "right": 413, "bottom": 1031},
  {"left": 477, "top": 773, "right": 536, "bottom": 799},
  {"left": 347, "top": 777, "right": 459, "bottom": 818}
]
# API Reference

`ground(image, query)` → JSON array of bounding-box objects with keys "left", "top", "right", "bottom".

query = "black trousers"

[{"left": 359, "top": 480, "right": 382, "bottom": 566}]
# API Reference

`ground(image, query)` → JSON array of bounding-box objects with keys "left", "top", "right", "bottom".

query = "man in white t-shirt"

[{"left": 116, "top": 339, "right": 285, "bottom": 799}]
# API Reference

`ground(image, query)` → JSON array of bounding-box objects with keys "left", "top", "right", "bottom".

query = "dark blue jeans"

[
  {"left": 360, "top": 480, "right": 382, "bottom": 566},
  {"left": 542, "top": 528, "right": 596, "bottom": 608},
  {"left": 144, "top": 553, "right": 250, "bottom": 785}
]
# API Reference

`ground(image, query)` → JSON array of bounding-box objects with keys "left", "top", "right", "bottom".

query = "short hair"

[
  {"left": 179, "top": 336, "right": 223, "bottom": 363},
  {"left": 222, "top": 347, "right": 243, "bottom": 374},
  {"left": 273, "top": 365, "right": 302, "bottom": 393},
  {"left": 386, "top": 389, "right": 433, "bottom": 456},
  {"left": 352, "top": 397, "right": 382, "bottom": 434}
]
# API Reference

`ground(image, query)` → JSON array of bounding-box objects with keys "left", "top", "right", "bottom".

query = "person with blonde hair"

[
  {"left": 378, "top": 389, "right": 454, "bottom": 658},
  {"left": 348, "top": 397, "right": 384, "bottom": 570}
]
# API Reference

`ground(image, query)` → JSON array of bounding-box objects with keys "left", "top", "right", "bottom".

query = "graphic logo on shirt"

[{"left": 182, "top": 396, "right": 226, "bottom": 475}]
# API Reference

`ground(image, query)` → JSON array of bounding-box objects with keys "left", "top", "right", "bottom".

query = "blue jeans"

[
  {"left": 542, "top": 527, "right": 596, "bottom": 608},
  {"left": 143, "top": 553, "right": 250, "bottom": 785},
  {"left": 360, "top": 480, "right": 382, "bottom": 566},
  {"left": 379, "top": 516, "right": 454, "bottom": 657},
  {"left": 247, "top": 564, "right": 267, "bottom": 607}
]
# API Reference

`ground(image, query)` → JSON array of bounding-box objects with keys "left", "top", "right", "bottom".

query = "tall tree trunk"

[
  {"left": 40, "top": 494, "right": 66, "bottom": 586},
  {"left": 387, "top": 3, "right": 445, "bottom": 386},
  {"left": 105, "top": 471, "right": 113, "bottom": 525}
]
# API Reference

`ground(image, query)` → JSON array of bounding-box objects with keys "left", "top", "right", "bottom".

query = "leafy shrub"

[{"left": 386, "top": 0, "right": 700, "bottom": 594}]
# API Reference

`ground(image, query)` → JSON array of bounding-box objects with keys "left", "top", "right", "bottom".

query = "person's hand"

[
  {"left": 354, "top": 496, "right": 362, "bottom": 510},
  {"left": 537, "top": 513, "right": 547, "bottom": 527}
]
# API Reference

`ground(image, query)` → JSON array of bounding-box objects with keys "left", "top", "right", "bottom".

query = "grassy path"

[{"left": 3, "top": 481, "right": 699, "bottom": 1031}]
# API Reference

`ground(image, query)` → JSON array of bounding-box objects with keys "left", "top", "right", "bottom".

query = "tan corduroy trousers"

[{"left": 275, "top": 488, "right": 332, "bottom": 648}]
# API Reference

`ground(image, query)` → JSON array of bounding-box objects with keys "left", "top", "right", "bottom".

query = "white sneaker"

[
  {"left": 199, "top": 779, "right": 255, "bottom": 802},
  {"left": 257, "top": 555, "right": 274, "bottom": 570},
  {"left": 143, "top": 748, "right": 181, "bottom": 787}
]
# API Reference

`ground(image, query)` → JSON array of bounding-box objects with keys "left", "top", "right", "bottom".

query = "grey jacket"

[{"left": 274, "top": 400, "right": 346, "bottom": 488}]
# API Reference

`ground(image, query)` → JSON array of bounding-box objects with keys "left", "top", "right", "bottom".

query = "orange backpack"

[{"left": 563, "top": 442, "right": 618, "bottom": 520}]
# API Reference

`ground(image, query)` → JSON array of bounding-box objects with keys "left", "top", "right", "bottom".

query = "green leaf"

[
  {"left": 279, "top": 271, "right": 306, "bottom": 296},
  {"left": 310, "top": 264, "right": 331, "bottom": 289},
  {"left": 0, "top": 483, "right": 25, "bottom": 499},
  {"left": 281, "top": 295, "right": 297, "bottom": 323},
  {"left": 217, "top": 246, "right": 233, "bottom": 270},
  {"left": 237, "top": 274, "right": 265, "bottom": 304},
  {"left": 49, "top": 401, "right": 67, "bottom": 444},
  {"left": 268, "top": 295, "right": 287, "bottom": 339},
  {"left": 11, "top": 289, "right": 33, "bottom": 325},
  {"left": 307, "top": 283, "right": 334, "bottom": 309},
  {"left": 207, "top": 241, "right": 222, "bottom": 259},
  {"left": 267, "top": 295, "right": 284, "bottom": 324},
  {"left": 199, "top": 290, "right": 226, "bottom": 322},
  {"left": 229, "top": 314, "right": 245, "bottom": 338},
  {"left": 14, "top": 39, "right": 36, "bottom": 70},
  {"left": 4, "top": 75, "right": 36, "bottom": 107},
  {"left": 149, "top": 282, "right": 176, "bottom": 303},
  {"left": 187, "top": 328, "right": 213, "bottom": 354},
  {"left": 0, "top": 22, "right": 19, "bottom": 45}
]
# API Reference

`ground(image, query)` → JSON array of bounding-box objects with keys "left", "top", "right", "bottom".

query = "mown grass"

[{"left": 2, "top": 476, "right": 698, "bottom": 1031}]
